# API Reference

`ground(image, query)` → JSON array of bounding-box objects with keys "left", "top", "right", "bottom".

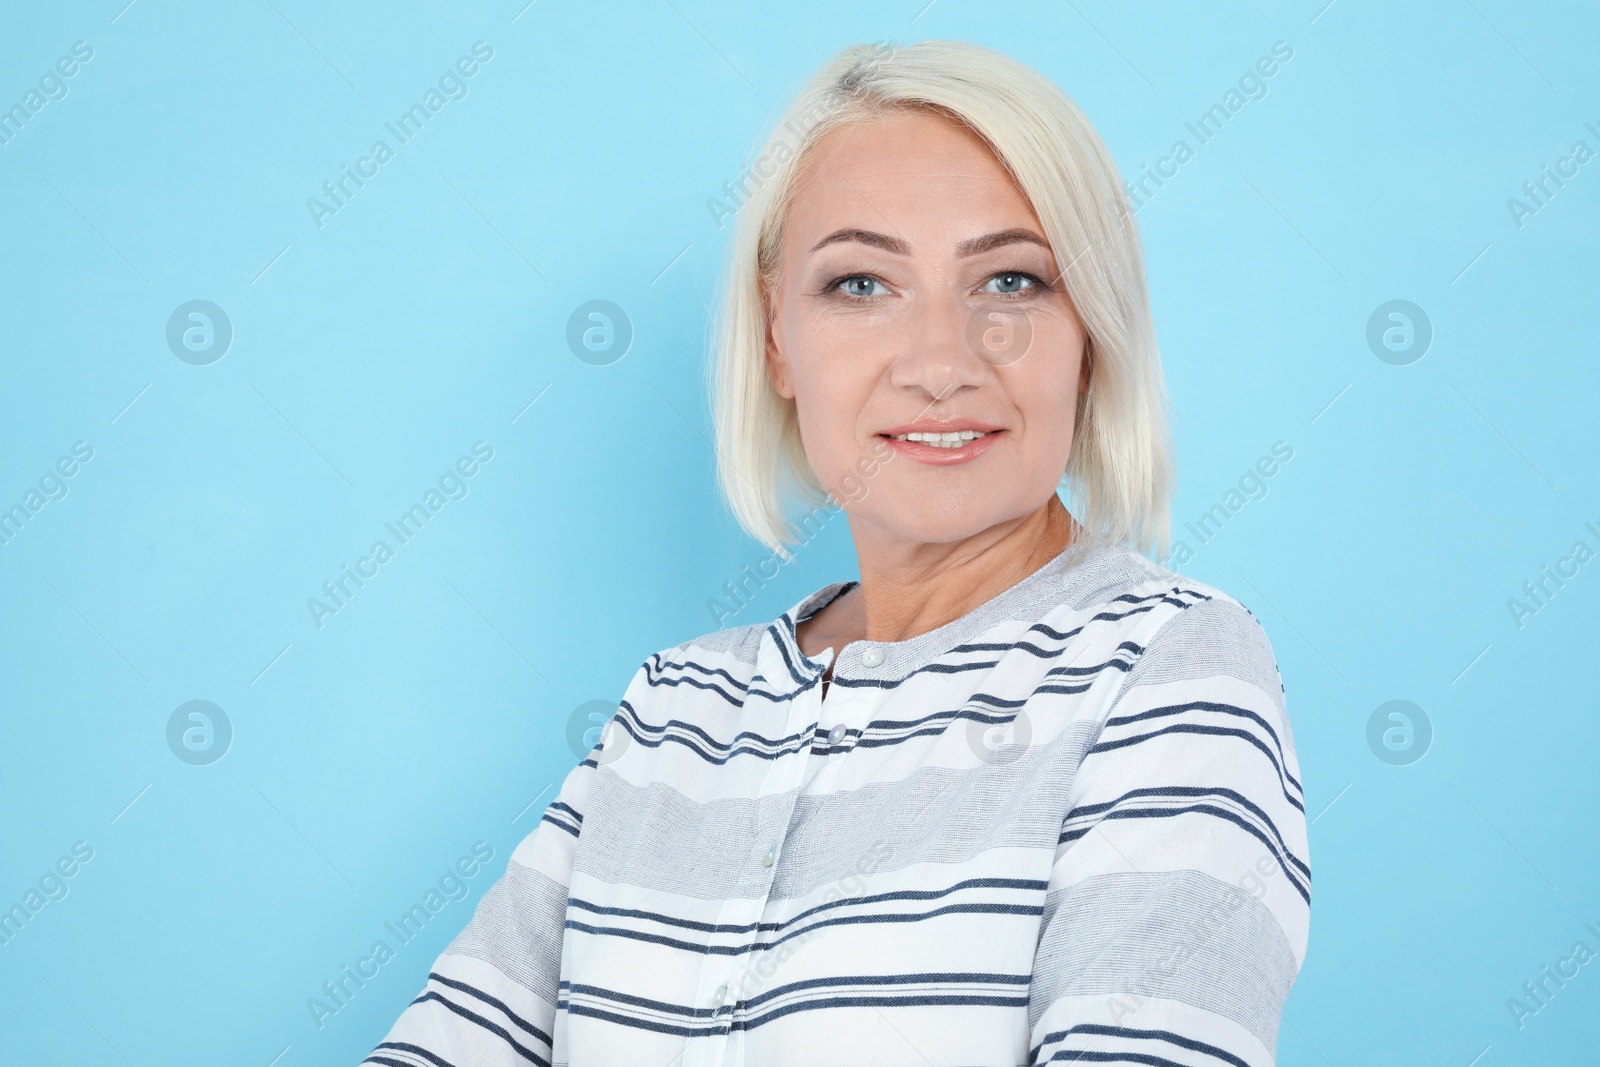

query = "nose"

[{"left": 886, "top": 287, "right": 990, "bottom": 401}]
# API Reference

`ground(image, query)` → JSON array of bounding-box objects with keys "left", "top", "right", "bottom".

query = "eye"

[
  {"left": 833, "top": 274, "right": 888, "bottom": 299},
  {"left": 981, "top": 271, "right": 1043, "bottom": 296}
]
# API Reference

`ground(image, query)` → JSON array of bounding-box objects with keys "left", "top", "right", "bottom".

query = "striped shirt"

[{"left": 364, "top": 539, "right": 1311, "bottom": 1066}]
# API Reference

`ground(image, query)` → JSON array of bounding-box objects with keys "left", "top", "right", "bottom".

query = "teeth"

[{"left": 892, "top": 430, "right": 989, "bottom": 448}]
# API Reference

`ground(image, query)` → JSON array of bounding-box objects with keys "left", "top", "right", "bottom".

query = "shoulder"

[
  {"left": 642, "top": 578, "right": 846, "bottom": 677},
  {"left": 654, "top": 620, "right": 768, "bottom": 671},
  {"left": 1067, "top": 543, "right": 1286, "bottom": 718},
  {"left": 618, "top": 619, "right": 771, "bottom": 703}
]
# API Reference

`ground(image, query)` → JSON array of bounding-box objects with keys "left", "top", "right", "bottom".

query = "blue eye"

[
  {"left": 983, "top": 272, "right": 1036, "bottom": 295},
  {"left": 837, "top": 275, "right": 886, "bottom": 298}
]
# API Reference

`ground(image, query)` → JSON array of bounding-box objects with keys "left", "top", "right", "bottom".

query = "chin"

[{"left": 851, "top": 494, "right": 1033, "bottom": 545}]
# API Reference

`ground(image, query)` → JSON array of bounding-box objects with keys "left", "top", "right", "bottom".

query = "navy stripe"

[
  {"left": 644, "top": 655, "right": 751, "bottom": 695},
  {"left": 560, "top": 980, "right": 722, "bottom": 1019},
  {"left": 610, "top": 671, "right": 1131, "bottom": 764},
  {"left": 741, "top": 969, "right": 1030, "bottom": 1009},
  {"left": 568, "top": 876, "right": 1048, "bottom": 936},
  {"left": 562, "top": 971, "right": 1028, "bottom": 1020},
  {"left": 559, "top": 1001, "right": 723, "bottom": 1038},
  {"left": 409, "top": 991, "right": 550, "bottom": 1066},
  {"left": 615, "top": 702, "right": 813, "bottom": 757},
  {"left": 539, "top": 810, "right": 579, "bottom": 838},
  {"left": 372, "top": 1041, "right": 460, "bottom": 1067},
  {"left": 638, "top": 669, "right": 752, "bottom": 709},
  {"left": 1066, "top": 785, "right": 1310, "bottom": 879},
  {"left": 1105, "top": 700, "right": 1302, "bottom": 794},
  {"left": 736, "top": 991, "right": 1030, "bottom": 1031},
  {"left": 547, "top": 800, "right": 582, "bottom": 826},
  {"left": 607, "top": 710, "right": 811, "bottom": 765},
  {"left": 560, "top": 987, "right": 1031, "bottom": 1037},
  {"left": 1090, "top": 721, "right": 1305, "bottom": 813},
  {"left": 1041, "top": 1052, "right": 1203, "bottom": 1067},
  {"left": 1032, "top": 1022, "right": 1252, "bottom": 1067},
  {"left": 427, "top": 971, "right": 553, "bottom": 1048},
  {"left": 1044, "top": 642, "right": 1145, "bottom": 677},
  {"left": 1060, "top": 803, "right": 1311, "bottom": 905},
  {"left": 568, "top": 900, "right": 1044, "bottom": 957},
  {"left": 825, "top": 599, "right": 1192, "bottom": 692},
  {"left": 768, "top": 620, "right": 815, "bottom": 687}
]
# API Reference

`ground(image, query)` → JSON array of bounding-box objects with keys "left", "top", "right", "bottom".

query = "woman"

[{"left": 366, "top": 39, "right": 1309, "bottom": 1067}]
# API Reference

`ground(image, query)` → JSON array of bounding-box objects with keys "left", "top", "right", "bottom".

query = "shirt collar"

[{"left": 763, "top": 537, "right": 1125, "bottom": 695}]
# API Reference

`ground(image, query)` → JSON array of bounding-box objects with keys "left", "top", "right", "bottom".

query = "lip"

[
  {"left": 877, "top": 421, "right": 1004, "bottom": 466},
  {"left": 878, "top": 419, "right": 1001, "bottom": 436}
]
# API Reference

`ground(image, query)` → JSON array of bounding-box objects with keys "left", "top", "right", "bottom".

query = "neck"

[{"left": 840, "top": 495, "right": 1077, "bottom": 645}]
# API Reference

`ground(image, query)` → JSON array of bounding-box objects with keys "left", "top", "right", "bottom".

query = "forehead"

[{"left": 783, "top": 109, "right": 1043, "bottom": 249}]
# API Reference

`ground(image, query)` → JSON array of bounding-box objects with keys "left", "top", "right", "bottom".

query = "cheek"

[
  {"left": 1012, "top": 336, "right": 1083, "bottom": 441},
  {"left": 784, "top": 326, "right": 875, "bottom": 478},
  {"left": 1024, "top": 390, "right": 1079, "bottom": 473},
  {"left": 795, "top": 368, "right": 870, "bottom": 463}
]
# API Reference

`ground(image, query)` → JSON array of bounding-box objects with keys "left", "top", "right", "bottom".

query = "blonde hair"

[{"left": 708, "top": 39, "right": 1172, "bottom": 559}]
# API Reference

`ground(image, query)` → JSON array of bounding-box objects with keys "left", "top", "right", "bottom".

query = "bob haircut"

[{"left": 709, "top": 39, "right": 1173, "bottom": 560}]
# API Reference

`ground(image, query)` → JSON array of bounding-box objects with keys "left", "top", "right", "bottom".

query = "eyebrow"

[{"left": 809, "top": 227, "right": 1050, "bottom": 257}]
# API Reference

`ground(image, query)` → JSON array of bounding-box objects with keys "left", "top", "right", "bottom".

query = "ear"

[{"left": 764, "top": 285, "right": 796, "bottom": 399}]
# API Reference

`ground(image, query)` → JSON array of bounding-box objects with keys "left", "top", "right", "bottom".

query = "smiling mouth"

[{"left": 885, "top": 429, "right": 994, "bottom": 449}]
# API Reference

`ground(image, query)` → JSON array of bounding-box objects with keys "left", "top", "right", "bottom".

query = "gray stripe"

[
  {"left": 1118, "top": 597, "right": 1291, "bottom": 752},
  {"left": 576, "top": 721, "right": 1098, "bottom": 902},
  {"left": 442, "top": 860, "right": 567, "bottom": 1006},
  {"left": 1030, "top": 868, "right": 1297, "bottom": 1049},
  {"left": 681, "top": 623, "right": 765, "bottom": 664}
]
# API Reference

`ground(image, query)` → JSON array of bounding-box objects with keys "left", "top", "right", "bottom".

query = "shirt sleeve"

[
  {"left": 1028, "top": 596, "right": 1312, "bottom": 1067},
  {"left": 360, "top": 657, "right": 651, "bottom": 1067}
]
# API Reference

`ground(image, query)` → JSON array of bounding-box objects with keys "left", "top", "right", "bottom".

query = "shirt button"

[
  {"left": 827, "top": 723, "right": 846, "bottom": 745},
  {"left": 761, "top": 844, "right": 777, "bottom": 867},
  {"left": 861, "top": 648, "right": 884, "bottom": 668},
  {"left": 711, "top": 983, "right": 728, "bottom": 1008}
]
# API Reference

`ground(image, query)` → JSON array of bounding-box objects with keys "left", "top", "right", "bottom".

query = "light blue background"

[{"left": 2, "top": 1, "right": 1596, "bottom": 1064}]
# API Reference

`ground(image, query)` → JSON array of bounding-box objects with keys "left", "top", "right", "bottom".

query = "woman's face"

[{"left": 766, "top": 108, "right": 1089, "bottom": 546}]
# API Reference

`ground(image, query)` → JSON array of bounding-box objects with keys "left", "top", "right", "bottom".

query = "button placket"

[
  {"left": 688, "top": 636, "right": 823, "bottom": 1065},
  {"left": 704, "top": 632, "right": 823, "bottom": 1055},
  {"left": 816, "top": 643, "right": 870, "bottom": 758}
]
